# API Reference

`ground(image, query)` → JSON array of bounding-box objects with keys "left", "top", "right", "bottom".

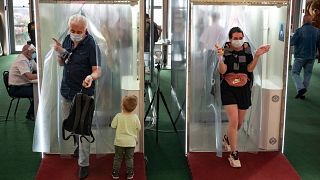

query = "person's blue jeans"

[{"left": 291, "top": 58, "right": 315, "bottom": 92}]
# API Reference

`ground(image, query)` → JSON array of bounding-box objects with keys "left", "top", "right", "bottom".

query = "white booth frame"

[{"left": 185, "top": 0, "right": 293, "bottom": 154}]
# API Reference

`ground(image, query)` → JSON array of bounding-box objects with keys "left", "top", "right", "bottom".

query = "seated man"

[{"left": 9, "top": 44, "right": 37, "bottom": 120}]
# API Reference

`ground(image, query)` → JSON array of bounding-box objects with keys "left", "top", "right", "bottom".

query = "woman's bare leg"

[
  {"left": 237, "top": 109, "right": 247, "bottom": 130},
  {"left": 224, "top": 104, "right": 239, "bottom": 151}
]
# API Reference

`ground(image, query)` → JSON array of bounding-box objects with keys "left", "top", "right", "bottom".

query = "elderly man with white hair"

[
  {"left": 54, "top": 14, "right": 101, "bottom": 179},
  {"left": 9, "top": 44, "right": 37, "bottom": 120}
]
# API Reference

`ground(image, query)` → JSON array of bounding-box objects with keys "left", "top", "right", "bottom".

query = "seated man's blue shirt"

[{"left": 60, "top": 33, "right": 99, "bottom": 100}]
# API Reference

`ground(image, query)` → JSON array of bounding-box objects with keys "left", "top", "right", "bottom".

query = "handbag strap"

[
  {"left": 79, "top": 95, "right": 92, "bottom": 135},
  {"left": 72, "top": 93, "right": 82, "bottom": 132}
]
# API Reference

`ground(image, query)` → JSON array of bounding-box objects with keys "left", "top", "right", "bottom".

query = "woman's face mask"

[
  {"left": 70, "top": 33, "right": 83, "bottom": 42},
  {"left": 231, "top": 39, "right": 244, "bottom": 48}
]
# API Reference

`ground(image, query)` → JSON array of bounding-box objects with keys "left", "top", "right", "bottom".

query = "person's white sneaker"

[
  {"left": 223, "top": 135, "right": 231, "bottom": 152},
  {"left": 228, "top": 151, "right": 241, "bottom": 168}
]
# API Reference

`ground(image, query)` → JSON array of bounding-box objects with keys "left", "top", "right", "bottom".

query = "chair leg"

[
  {"left": 14, "top": 98, "right": 20, "bottom": 116},
  {"left": 6, "top": 99, "right": 14, "bottom": 122}
]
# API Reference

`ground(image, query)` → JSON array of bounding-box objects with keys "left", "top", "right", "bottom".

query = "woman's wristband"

[{"left": 218, "top": 56, "right": 224, "bottom": 63}]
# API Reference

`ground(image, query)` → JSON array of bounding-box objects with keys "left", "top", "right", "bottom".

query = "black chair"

[{"left": 2, "top": 71, "right": 31, "bottom": 121}]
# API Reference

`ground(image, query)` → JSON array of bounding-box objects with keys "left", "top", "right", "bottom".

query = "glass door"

[{"left": 7, "top": 0, "right": 30, "bottom": 52}]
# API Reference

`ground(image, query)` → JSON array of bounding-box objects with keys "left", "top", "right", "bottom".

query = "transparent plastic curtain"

[
  {"left": 169, "top": 0, "right": 188, "bottom": 146},
  {"left": 0, "top": 42, "right": 3, "bottom": 56},
  {"left": 189, "top": 5, "right": 272, "bottom": 155},
  {"left": 33, "top": 2, "right": 139, "bottom": 154}
]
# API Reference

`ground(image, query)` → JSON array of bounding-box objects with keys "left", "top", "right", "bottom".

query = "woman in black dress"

[{"left": 217, "top": 27, "right": 270, "bottom": 168}]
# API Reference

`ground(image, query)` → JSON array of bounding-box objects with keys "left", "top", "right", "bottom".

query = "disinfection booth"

[
  {"left": 32, "top": 0, "right": 145, "bottom": 155},
  {"left": 187, "top": 0, "right": 291, "bottom": 156}
]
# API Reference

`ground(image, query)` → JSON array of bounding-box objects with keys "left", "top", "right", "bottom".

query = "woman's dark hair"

[{"left": 228, "top": 27, "right": 244, "bottom": 39}]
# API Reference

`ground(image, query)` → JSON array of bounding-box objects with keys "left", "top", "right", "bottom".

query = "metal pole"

[{"left": 150, "top": 0, "right": 155, "bottom": 82}]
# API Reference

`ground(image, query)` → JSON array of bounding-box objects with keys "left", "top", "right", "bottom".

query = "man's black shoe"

[
  {"left": 79, "top": 166, "right": 89, "bottom": 179},
  {"left": 295, "top": 88, "right": 307, "bottom": 99}
]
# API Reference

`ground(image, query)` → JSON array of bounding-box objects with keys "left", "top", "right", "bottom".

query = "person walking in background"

[
  {"left": 111, "top": 95, "right": 141, "bottom": 180},
  {"left": 54, "top": 14, "right": 101, "bottom": 179},
  {"left": 291, "top": 15, "right": 320, "bottom": 99},
  {"left": 9, "top": 44, "right": 37, "bottom": 120},
  {"left": 144, "top": 13, "right": 163, "bottom": 69},
  {"left": 27, "top": 21, "right": 38, "bottom": 63},
  {"left": 27, "top": 21, "right": 36, "bottom": 46},
  {"left": 144, "top": 13, "right": 162, "bottom": 52},
  {"left": 217, "top": 27, "right": 270, "bottom": 168}
]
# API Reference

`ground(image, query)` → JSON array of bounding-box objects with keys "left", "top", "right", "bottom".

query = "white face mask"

[
  {"left": 70, "top": 33, "right": 83, "bottom": 42},
  {"left": 231, "top": 39, "right": 244, "bottom": 48}
]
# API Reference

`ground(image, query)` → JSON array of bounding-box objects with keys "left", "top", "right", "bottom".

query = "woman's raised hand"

[
  {"left": 255, "top": 44, "right": 271, "bottom": 56},
  {"left": 215, "top": 42, "right": 224, "bottom": 62},
  {"left": 215, "top": 42, "right": 224, "bottom": 56}
]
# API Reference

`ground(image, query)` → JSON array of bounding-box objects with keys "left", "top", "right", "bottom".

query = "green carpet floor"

[
  {"left": 144, "top": 69, "right": 191, "bottom": 180},
  {"left": 1, "top": 54, "right": 320, "bottom": 179},
  {"left": 284, "top": 62, "right": 320, "bottom": 180},
  {"left": 0, "top": 55, "right": 41, "bottom": 180}
]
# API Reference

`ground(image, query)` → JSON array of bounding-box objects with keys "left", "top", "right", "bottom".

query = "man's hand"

[
  {"left": 82, "top": 75, "right": 93, "bottom": 88},
  {"left": 52, "top": 38, "right": 65, "bottom": 54},
  {"left": 24, "top": 72, "right": 37, "bottom": 80}
]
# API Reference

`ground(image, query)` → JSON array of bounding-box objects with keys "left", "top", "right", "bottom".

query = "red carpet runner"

[
  {"left": 36, "top": 153, "right": 146, "bottom": 180},
  {"left": 188, "top": 152, "right": 300, "bottom": 180}
]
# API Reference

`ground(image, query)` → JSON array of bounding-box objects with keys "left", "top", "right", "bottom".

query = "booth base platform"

[
  {"left": 188, "top": 152, "right": 300, "bottom": 180},
  {"left": 36, "top": 153, "right": 146, "bottom": 180}
]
